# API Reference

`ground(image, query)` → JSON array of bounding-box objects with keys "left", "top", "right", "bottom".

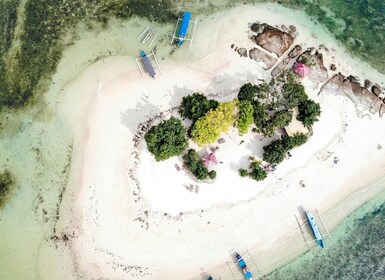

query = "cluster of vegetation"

[
  {"left": 297, "top": 99, "right": 321, "bottom": 127},
  {"left": 190, "top": 101, "right": 236, "bottom": 146},
  {"left": 235, "top": 100, "right": 254, "bottom": 135},
  {"left": 0, "top": 0, "right": 177, "bottom": 110},
  {"left": 179, "top": 93, "right": 218, "bottom": 121},
  {"left": 263, "top": 133, "right": 308, "bottom": 164},
  {"left": 182, "top": 149, "right": 216, "bottom": 180},
  {"left": 144, "top": 117, "right": 188, "bottom": 161},
  {"left": 0, "top": 169, "right": 14, "bottom": 208},
  {"left": 237, "top": 71, "right": 320, "bottom": 138},
  {"left": 239, "top": 159, "right": 267, "bottom": 182},
  {"left": 298, "top": 55, "right": 315, "bottom": 67}
]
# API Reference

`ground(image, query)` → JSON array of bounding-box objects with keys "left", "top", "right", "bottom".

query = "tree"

[
  {"left": 236, "top": 100, "right": 254, "bottom": 135},
  {"left": 249, "top": 165, "right": 267, "bottom": 181},
  {"left": 263, "top": 133, "right": 308, "bottom": 164},
  {"left": 297, "top": 99, "right": 321, "bottom": 127},
  {"left": 179, "top": 93, "right": 218, "bottom": 121},
  {"left": 262, "top": 140, "right": 287, "bottom": 164},
  {"left": 258, "top": 110, "right": 292, "bottom": 137},
  {"left": 238, "top": 83, "right": 258, "bottom": 101},
  {"left": 144, "top": 117, "right": 188, "bottom": 161},
  {"left": 252, "top": 100, "right": 269, "bottom": 129},
  {"left": 191, "top": 101, "right": 236, "bottom": 146},
  {"left": 182, "top": 149, "right": 209, "bottom": 180},
  {"left": 282, "top": 83, "right": 308, "bottom": 108}
]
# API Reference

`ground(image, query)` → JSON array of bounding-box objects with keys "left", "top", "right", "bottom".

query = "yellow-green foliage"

[
  {"left": 191, "top": 101, "right": 235, "bottom": 146},
  {"left": 236, "top": 100, "right": 254, "bottom": 135}
]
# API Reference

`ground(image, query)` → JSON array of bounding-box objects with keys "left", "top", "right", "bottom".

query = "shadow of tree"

[{"left": 120, "top": 98, "right": 162, "bottom": 134}]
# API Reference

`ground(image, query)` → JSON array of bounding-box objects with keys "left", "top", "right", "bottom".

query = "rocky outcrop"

[
  {"left": 288, "top": 45, "right": 302, "bottom": 58},
  {"left": 298, "top": 49, "right": 329, "bottom": 88},
  {"left": 237, "top": 48, "right": 248, "bottom": 57},
  {"left": 249, "top": 47, "right": 277, "bottom": 70},
  {"left": 372, "top": 84, "right": 382, "bottom": 96},
  {"left": 320, "top": 73, "right": 383, "bottom": 115},
  {"left": 251, "top": 23, "right": 294, "bottom": 57}
]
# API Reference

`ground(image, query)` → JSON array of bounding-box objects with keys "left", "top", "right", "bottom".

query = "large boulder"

[
  {"left": 320, "top": 73, "right": 381, "bottom": 115},
  {"left": 249, "top": 47, "right": 277, "bottom": 70},
  {"left": 288, "top": 45, "right": 302, "bottom": 58},
  {"left": 371, "top": 84, "right": 382, "bottom": 96},
  {"left": 252, "top": 24, "right": 294, "bottom": 57}
]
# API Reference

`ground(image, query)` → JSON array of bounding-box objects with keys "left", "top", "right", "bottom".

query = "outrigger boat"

[
  {"left": 305, "top": 210, "right": 324, "bottom": 248},
  {"left": 140, "top": 50, "right": 156, "bottom": 79},
  {"left": 235, "top": 253, "right": 253, "bottom": 280},
  {"left": 177, "top": 11, "right": 192, "bottom": 46}
]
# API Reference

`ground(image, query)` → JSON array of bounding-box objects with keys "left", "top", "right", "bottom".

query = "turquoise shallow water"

[{"left": 266, "top": 188, "right": 385, "bottom": 280}]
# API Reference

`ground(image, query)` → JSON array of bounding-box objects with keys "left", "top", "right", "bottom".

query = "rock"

[
  {"left": 371, "top": 84, "right": 382, "bottom": 96},
  {"left": 289, "top": 25, "right": 296, "bottom": 32},
  {"left": 330, "top": 64, "right": 336, "bottom": 71},
  {"left": 231, "top": 44, "right": 234, "bottom": 49},
  {"left": 347, "top": 75, "right": 359, "bottom": 83},
  {"left": 249, "top": 47, "right": 278, "bottom": 70},
  {"left": 288, "top": 45, "right": 302, "bottom": 58},
  {"left": 250, "top": 23, "right": 264, "bottom": 33},
  {"left": 237, "top": 47, "right": 247, "bottom": 57},
  {"left": 320, "top": 73, "right": 381, "bottom": 115},
  {"left": 252, "top": 24, "right": 294, "bottom": 57},
  {"left": 364, "top": 79, "right": 372, "bottom": 88}
]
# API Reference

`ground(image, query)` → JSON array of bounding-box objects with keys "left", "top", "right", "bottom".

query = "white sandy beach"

[{"left": 54, "top": 4, "right": 385, "bottom": 280}]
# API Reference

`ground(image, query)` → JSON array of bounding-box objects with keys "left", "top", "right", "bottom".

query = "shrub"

[
  {"left": 208, "top": 170, "right": 217, "bottom": 179},
  {"left": 191, "top": 101, "right": 236, "bottom": 146},
  {"left": 249, "top": 165, "right": 267, "bottom": 181},
  {"left": 238, "top": 83, "right": 258, "bottom": 101},
  {"left": 297, "top": 99, "right": 321, "bottom": 127},
  {"left": 182, "top": 149, "right": 209, "bottom": 180},
  {"left": 236, "top": 100, "right": 254, "bottom": 135},
  {"left": 239, "top": 169, "right": 248, "bottom": 177},
  {"left": 179, "top": 93, "right": 218, "bottom": 121},
  {"left": 144, "top": 117, "right": 188, "bottom": 161}
]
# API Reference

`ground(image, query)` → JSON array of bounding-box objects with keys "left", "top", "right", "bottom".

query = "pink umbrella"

[
  {"left": 202, "top": 153, "right": 218, "bottom": 169},
  {"left": 294, "top": 63, "right": 310, "bottom": 78}
]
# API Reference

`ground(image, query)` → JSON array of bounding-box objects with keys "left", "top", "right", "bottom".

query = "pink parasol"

[
  {"left": 294, "top": 63, "right": 310, "bottom": 78},
  {"left": 202, "top": 153, "right": 218, "bottom": 169}
]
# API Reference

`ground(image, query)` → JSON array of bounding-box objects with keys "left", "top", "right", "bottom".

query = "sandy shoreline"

[{"left": 54, "top": 4, "right": 385, "bottom": 280}]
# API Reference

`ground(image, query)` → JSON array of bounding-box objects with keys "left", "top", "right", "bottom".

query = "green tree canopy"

[
  {"left": 236, "top": 100, "right": 254, "bottom": 135},
  {"left": 252, "top": 100, "right": 269, "bottom": 129},
  {"left": 237, "top": 83, "right": 258, "bottom": 101},
  {"left": 179, "top": 93, "right": 218, "bottom": 121},
  {"left": 144, "top": 117, "right": 188, "bottom": 161},
  {"left": 182, "top": 149, "right": 209, "bottom": 180},
  {"left": 263, "top": 133, "right": 308, "bottom": 164},
  {"left": 297, "top": 99, "right": 321, "bottom": 127},
  {"left": 249, "top": 164, "right": 267, "bottom": 181},
  {"left": 191, "top": 101, "right": 236, "bottom": 146},
  {"left": 258, "top": 110, "right": 292, "bottom": 138},
  {"left": 282, "top": 83, "right": 308, "bottom": 109}
]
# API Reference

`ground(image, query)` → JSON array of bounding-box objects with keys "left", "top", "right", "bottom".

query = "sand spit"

[{"left": 52, "top": 4, "right": 385, "bottom": 280}]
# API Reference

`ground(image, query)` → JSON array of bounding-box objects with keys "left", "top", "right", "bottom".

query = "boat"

[
  {"left": 235, "top": 253, "right": 253, "bottom": 280},
  {"left": 178, "top": 12, "right": 192, "bottom": 46},
  {"left": 140, "top": 50, "right": 156, "bottom": 78},
  {"left": 305, "top": 211, "right": 324, "bottom": 248}
]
